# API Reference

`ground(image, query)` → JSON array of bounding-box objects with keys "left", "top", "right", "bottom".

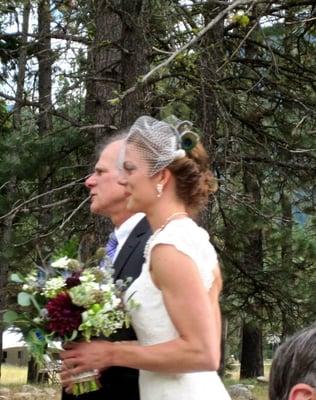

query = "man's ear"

[{"left": 289, "top": 383, "right": 315, "bottom": 400}]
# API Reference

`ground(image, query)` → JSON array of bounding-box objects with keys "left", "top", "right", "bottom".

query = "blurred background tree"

[{"left": 0, "top": 0, "right": 315, "bottom": 382}]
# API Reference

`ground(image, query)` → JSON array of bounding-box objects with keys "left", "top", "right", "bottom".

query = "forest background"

[{"left": 0, "top": 0, "right": 315, "bottom": 383}]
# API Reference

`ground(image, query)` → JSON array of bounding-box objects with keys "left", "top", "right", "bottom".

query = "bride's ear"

[{"left": 155, "top": 168, "right": 172, "bottom": 187}]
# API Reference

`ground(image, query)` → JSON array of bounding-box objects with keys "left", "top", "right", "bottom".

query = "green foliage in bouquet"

[{"left": 3, "top": 248, "right": 138, "bottom": 395}]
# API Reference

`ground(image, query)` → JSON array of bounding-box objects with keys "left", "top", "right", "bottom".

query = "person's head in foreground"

[
  {"left": 118, "top": 115, "right": 217, "bottom": 218},
  {"left": 269, "top": 324, "right": 316, "bottom": 400},
  {"left": 85, "top": 132, "right": 135, "bottom": 226}
]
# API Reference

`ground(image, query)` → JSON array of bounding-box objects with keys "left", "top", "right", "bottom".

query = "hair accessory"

[
  {"left": 176, "top": 120, "right": 200, "bottom": 152},
  {"left": 173, "top": 149, "right": 186, "bottom": 160},
  {"left": 125, "top": 115, "right": 198, "bottom": 177},
  {"left": 156, "top": 183, "right": 163, "bottom": 198}
]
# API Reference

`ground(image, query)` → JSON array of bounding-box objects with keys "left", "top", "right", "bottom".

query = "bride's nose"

[{"left": 117, "top": 171, "right": 127, "bottom": 186}]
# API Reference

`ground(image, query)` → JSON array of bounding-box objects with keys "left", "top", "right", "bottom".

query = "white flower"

[
  {"left": 43, "top": 276, "right": 66, "bottom": 298},
  {"left": 80, "top": 270, "right": 100, "bottom": 283},
  {"left": 51, "top": 256, "right": 70, "bottom": 269},
  {"left": 100, "top": 283, "right": 112, "bottom": 292},
  {"left": 112, "top": 297, "right": 121, "bottom": 308}
]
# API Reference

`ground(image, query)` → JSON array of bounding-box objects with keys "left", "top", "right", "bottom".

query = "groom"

[{"left": 62, "top": 133, "right": 151, "bottom": 400}]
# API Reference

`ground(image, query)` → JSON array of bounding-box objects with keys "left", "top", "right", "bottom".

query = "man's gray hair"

[
  {"left": 269, "top": 324, "right": 316, "bottom": 400},
  {"left": 96, "top": 129, "right": 129, "bottom": 158}
]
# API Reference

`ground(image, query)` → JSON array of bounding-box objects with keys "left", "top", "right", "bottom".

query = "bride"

[{"left": 61, "top": 116, "right": 231, "bottom": 400}]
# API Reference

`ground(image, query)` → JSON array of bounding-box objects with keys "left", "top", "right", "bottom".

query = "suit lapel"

[{"left": 113, "top": 217, "right": 149, "bottom": 281}]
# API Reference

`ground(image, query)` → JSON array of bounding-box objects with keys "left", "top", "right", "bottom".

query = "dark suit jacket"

[{"left": 62, "top": 217, "right": 151, "bottom": 400}]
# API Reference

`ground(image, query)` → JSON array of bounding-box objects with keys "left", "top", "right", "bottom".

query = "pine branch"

[
  {"left": 141, "top": 0, "right": 257, "bottom": 82},
  {"left": 0, "top": 91, "right": 39, "bottom": 107},
  {"left": 18, "top": 198, "right": 73, "bottom": 212},
  {"left": 109, "top": 0, "right": 258, "bottom": 103},
  {"left": 240, "top": 156, "right": 316, "bottom": 172},
  {"left": 0, "top": 177, "right": 88, "bottom": 221},
  {"left": 59, "top": 196, "right": 90, "bottom": 229}
]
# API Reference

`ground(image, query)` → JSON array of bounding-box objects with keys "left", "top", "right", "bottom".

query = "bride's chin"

[
  {"left": 126, "top": 198, "right": 137, "bottom": 212},
  {"left": 127, "top": 198, "right": 144, "bottom": 214}
]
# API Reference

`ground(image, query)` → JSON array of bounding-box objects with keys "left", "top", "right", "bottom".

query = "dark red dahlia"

[
  {"left": 65, "top": 272, "right": 81, "bottom": 288},
  {"left": 45, "top": 292, "right": 84, "bottom": 337}
]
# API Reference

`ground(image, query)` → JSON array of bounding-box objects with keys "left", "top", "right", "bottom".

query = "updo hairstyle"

[
  {"left": 125, "top": 115, "right": 217, "bottom": 213},
  {"left": 168, "top": 142, "right": 217, "bottom": 213}
]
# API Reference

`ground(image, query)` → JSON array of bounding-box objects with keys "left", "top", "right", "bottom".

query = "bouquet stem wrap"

[{"left": 71, "top": 370, "right": 100, "bottom": 396}]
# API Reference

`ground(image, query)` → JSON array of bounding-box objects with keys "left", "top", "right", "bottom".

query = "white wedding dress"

[{"left": 125, "top": 218, "right": 231, "bottom": 400}]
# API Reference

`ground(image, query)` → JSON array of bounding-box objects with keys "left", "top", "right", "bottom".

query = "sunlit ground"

[
  {"left": 0, "top": 365, "right": 60, "bottom": 398},
  {"left": 223, "top": 362, "right": 270, "bottom": 400},
  {"left": 1, "top": 364, "right": 269, "bottom": 400},
  {"left": 0, "top": 365, "right": 28, "bottom": 385}
]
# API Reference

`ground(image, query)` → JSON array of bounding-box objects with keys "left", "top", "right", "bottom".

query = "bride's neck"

[{"left": 147, "top": 203, "right": 188, "bottom": 232}]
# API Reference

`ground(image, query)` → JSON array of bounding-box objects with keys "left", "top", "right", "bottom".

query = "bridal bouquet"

[{"left": 4, "top": 249, "right": 136, "bottom": 395}]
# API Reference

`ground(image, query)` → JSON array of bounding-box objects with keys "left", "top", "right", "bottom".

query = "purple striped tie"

[{"left": 106, "top": 232, "right": 118, "bottom": 261}]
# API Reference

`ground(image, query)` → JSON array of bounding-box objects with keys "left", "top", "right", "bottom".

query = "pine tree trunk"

[
  {"left": 238, "top": 2, "right": 266, "bottom": 378},
  {"left": 37, "top": 0, "right": 53, "bottom": 226},
  {"left": 36, "top": 0, "right": 53, "bottom": 250},
  {"left": 27, "top": 357, "right": 38, "bottom": 383},
  {"left": 198, "top": 0, "right": 224, "bottom": 231},
  {"left": 0, "top": 211, "right": 14, "bottom": 378},
  {"left": 240, "top": 163, "right": 264, "bottom": 379},
  {"left": 84, "top": 0, "right": 150, "bottom": 247},
  {"left": 218, "top": 317, "right": 228, "bottom": 376},
  {"left": 280, "top": 8, "right": 294, "bottom": 338},
  {"left": 0, "top": 0, "right": 31, "bottom": 379},
  {"left": 120, "top": 0, "right": 151, "bottom": 126},
  {"left": 240, "top": 322, "right": 264, "bottom": 378},
  {"left": 280, "top": 190, "right": 294, "bottom": 337},
  {"left": 196, "top": 1, "right": 228, "bottom": 372},
  {"left": 27, "top": 0, "right": 53, "bottom": 383}
]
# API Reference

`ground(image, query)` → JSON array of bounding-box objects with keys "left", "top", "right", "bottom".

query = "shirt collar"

[{"left": 114, "top": 213, "right": 145, "bottom": 256}]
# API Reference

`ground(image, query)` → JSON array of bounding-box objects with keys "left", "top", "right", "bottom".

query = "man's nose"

[{"left": 85, "top": 174, "right": 95, "bottom": 188}]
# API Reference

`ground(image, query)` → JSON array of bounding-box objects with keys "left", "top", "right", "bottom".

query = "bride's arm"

[
  {"left": 61, "top": 244, "right": 222, "bottom": 377},
  {"left": 208, "top": 263, "right": 223, "bottom": 357}
]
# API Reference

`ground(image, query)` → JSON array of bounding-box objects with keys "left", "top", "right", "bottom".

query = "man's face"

[{"left": 85, "top": 140, "right": 128, "bottom": 217}]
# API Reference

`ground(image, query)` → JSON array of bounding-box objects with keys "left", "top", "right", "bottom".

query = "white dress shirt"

[{"left": 112, "top": 213, "right": 145, "bottom": 262}]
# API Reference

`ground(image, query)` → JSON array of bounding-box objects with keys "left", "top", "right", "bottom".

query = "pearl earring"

[{"left": 156, "top": 184, "right": 163, "bottom": 198}]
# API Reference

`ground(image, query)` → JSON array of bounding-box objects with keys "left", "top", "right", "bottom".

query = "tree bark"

[
  {"left": 120, "top": 0, "right": 151, "bottom": 126},
  {"left": 197, "top": 0, "right": 227, "bottom": 371},
  {"left": 28, "top": 0, "right": 53, "bottom": 383},
  {"left": 36, "top": 0, "right": 53, "bottom": 249},
  {"left": 0, "top": 0, "right": 31, "bottom": 378},
  {"left": 240, "top": 163, "right": 264, "bottom": 378},
  {"left": 197, "top": 0, "right": 225, "bottom": 231},
  {"left": 240, "top": 321, "right": 264, "bottom": 378},
  {"left": 84, "top": 0, "right": 150, "bottom": 247}
]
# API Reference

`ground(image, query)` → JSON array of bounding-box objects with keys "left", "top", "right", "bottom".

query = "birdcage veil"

[{"left": 121, "top": 116, "right": 188, "bottom": 176}]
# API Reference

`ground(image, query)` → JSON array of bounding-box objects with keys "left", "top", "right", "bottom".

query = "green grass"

[
  {"left": 224, "top": 378, "right": 268, "bottom": 400},
  {"left": 0, "top": 365, "right": 61, "bottom": 400},
  {"left": 223, "top": 363, "right": 270, "bottom": 400},
  {"left": 0, "top": 365, "right": 28, "bottom": 385},
  {"left": 1, "top": 364, "right": 269, "bottom": 400}
]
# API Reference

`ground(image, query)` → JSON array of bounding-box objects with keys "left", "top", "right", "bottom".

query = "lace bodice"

[{"left": 124, "top": 217, "right": 230, "bottom": 400}]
